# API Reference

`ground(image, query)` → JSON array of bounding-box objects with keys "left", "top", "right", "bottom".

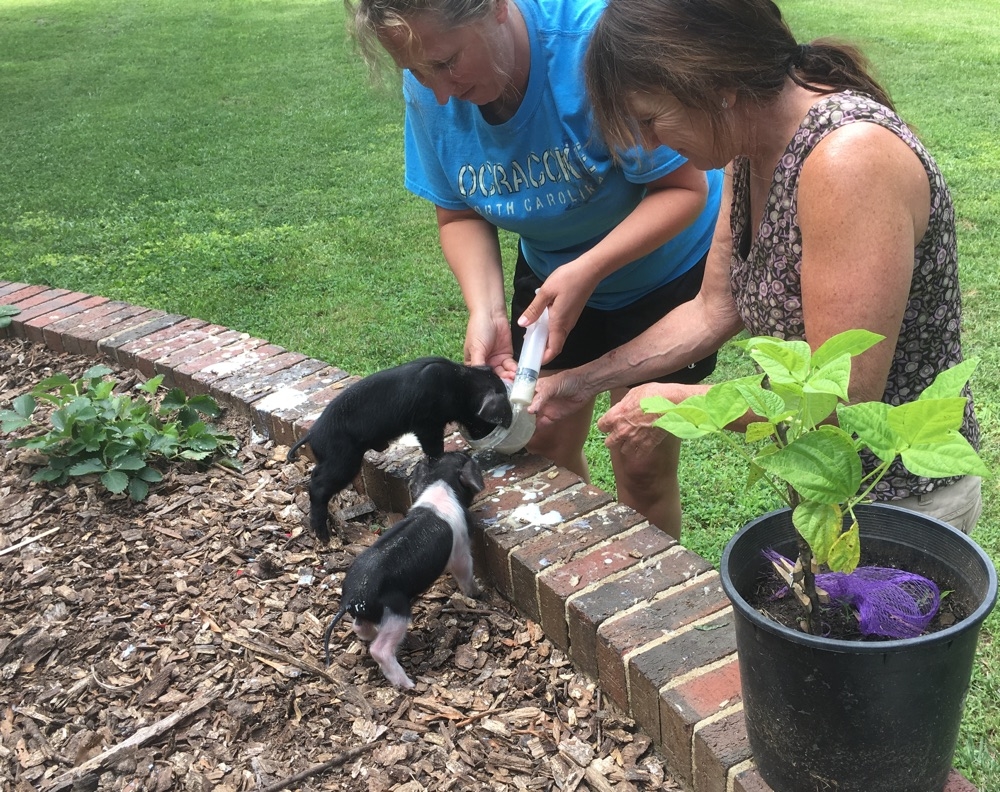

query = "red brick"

[
  {"left": 45, "top": 300, "right": 133, "bottom": 355},
  {"left": 563, "top": 542, "right": 708, "bottom": 678},
  {"left": 70, "top": 305, "right": 159, "bottom": 357},
  {"left": 730, "top": 761, "right": 977, "bottom": 792},
  {"left": 215, "top": 354, "right": 327, "bottom": 408},
  {"left": 163, "top": 334, "right": 271, "bottom": 392},
  {"left": 508, "top": 486, "right": 616, "bottom": 622},
  {"left": 476, "top": 452, "right": 561, "bottom": 501},
  {"left": 470, "top": 468, "right": 582, "bottom": 599},
  {"left": 660, "top": 657, "right": 741, "bottom": 783},
  {"left": 597, "top": 572, "right": 729, "bottom": 711},
  {"left": 531, "top": 506, "right": 650, "bottom": 650},
  {"left": 96, "top": 312, "right": 183, "bottom": 360},
  {"left": 0, "top": 281, "right": 32, "bottom": 298},
  {"left": 626, "top": 611, "right": 737, "bottom": 739},
  {"left": 117, "top": 319, "right": 212, "bottom": 374},
  {"left": 1, "top": 284, "right": 50, "bottom": 305},
  {"left": 39, "top": 296, "right": 111, "bottom": 353},
  {"left": 357, "top": 441, "right": 425, "bottom": 515},
  {"left": 4, "top": 287, "right": 75, "bottom": 316},
  {"left": 733, "top": 766, "right": 771, "bottom": 792},
  {"left": 14, "top": 291, "right": 94, "bottom": 343},
  {"left": 693, "top": 709, "right": 752, "bottom": 792},
  {"left": 243, "top": 361, "right": 345, "bottom": 443}
]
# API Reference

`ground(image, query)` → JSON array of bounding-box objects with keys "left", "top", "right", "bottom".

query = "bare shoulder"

[
  {"left": 800, "top": 121, "right": 929, "bottom": 201},
  {"left": 798, "top": 121, "right": 931, "bottom": 243}
]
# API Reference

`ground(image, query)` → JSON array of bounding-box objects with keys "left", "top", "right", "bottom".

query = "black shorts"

[{"left": 510, "top": 246, "right": 717, "bottom": 386}]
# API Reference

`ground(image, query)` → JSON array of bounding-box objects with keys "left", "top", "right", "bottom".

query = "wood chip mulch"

[{"left": 0, "top": 336, "right": 678, "bottom": 792}]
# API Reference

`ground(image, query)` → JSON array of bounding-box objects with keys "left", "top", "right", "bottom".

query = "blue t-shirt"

[{"left": 403, "top": 0, "right": 723, "bottom": 310}]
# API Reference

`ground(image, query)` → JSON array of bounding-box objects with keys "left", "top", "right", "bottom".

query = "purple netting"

[{"left": 763, "top": 549, "right": 941, "bottom": 639}]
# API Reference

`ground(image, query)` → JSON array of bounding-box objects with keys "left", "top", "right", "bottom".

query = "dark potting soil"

[{"left": 746, "top": 552, "right": 973, "bottom": 641}]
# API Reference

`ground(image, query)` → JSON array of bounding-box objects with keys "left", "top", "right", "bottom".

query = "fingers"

[{"left": 517, "top": 291, "right": 550, "bottom": 328}]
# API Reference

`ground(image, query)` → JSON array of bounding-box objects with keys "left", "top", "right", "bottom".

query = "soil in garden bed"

[{"left": 0, "top": 336, "right": 676, "bottom": 791}]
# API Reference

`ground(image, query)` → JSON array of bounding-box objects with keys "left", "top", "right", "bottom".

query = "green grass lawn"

[{"left": 2, "top": 0, "right": 998, "bottom": 785}]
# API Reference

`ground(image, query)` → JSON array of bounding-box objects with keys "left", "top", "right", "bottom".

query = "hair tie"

[{"left": 790, "top": 43, "right": 810, "bottom": 68}]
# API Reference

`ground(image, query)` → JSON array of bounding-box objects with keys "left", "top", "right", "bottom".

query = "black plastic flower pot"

[{"left": 720, "top": 503, "right": 997, "bottom": 792}]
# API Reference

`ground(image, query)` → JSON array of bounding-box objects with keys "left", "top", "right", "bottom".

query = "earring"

[{"left": 721, "top": 97, "right": 729, "bottom": 109}]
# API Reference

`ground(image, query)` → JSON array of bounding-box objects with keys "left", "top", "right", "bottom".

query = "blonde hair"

[{"left": 346, "top": 0, "right": 498, "bottom": 73}]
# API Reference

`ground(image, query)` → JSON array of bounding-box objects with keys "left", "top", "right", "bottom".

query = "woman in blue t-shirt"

[{"left": 347, "top": 0, "right": 724, "bottom": 537}]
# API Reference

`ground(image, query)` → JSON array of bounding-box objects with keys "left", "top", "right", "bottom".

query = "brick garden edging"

[{"left": 0, "top": 280, "right": 979, "bottom": 792}]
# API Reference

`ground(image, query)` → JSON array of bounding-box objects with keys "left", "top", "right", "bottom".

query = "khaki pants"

[{"left": 891, "top": 476, "right": 983, "bottom": 535}]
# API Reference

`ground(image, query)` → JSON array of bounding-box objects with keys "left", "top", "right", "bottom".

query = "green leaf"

[
  {"left": 732, "top": 379, "right": 787, "bottom": 423},
  {"left": 887, "top": 397, "right": 967, "bottom": 445},
  {"left": 111, "top": 454, "right": 147, "bottom": 471},
  {"left": 743, "top": 337, "right": 811, "bottom": 384},
  {"left": 69, "top": 458, "right": 107, "bottom": 476},
  {"left": 828, "top": 520, "right": 861, "bottom": 573},
  {"left": 804, "top": 354, "right": 852, "bottom": 402},
  {"left": 650, "top": 409, "right": 716, "bottom": 439},
  {"left": 810, "top": 329, "right": 884, "bottom": 368},
  {"left": 792, "top": 501, "right": 842, "bottom": 565},
  {"left": 137, "top": 466, "right": 164, "bottom": 483},
  {"left": 13, "top": 394, "right": 36, "bottom": 419},
  {"left": 901, "top": 432, "right": 991, "bottom": 478},
  {"left": 187, "top": 394, "right": 222, "bottom": 418},
  {"left": 34, "top": 467, "right": 68, "bottom": 484},
  {"left": 35, "top": 373, "right": 74, "bottom": 392},
  {"left": 838, "top": 401, "right": 901, "bottom": 463},
  {"left": 82, "top": 365, "right": 114, "bottom": 381},
  {"left": 745, "top": 421, "right": 776, "bottom": 444},
  {"left": 100, "top": 469, "right": 130, "bottom": 494},
  {"left": 703, "top": 381, "right": 752, "bottom": 429},
  {"left": 128, "top": 477, "right": 150, "bottom": 501},
  {"left": 0, "top": 305, "right": 21, "bottom": 317},
  {"left": 747, "top": 336, "right": 810, "bottom": 383},
  {"left": 138, "top": 375, "right": 165, "bottom": 395},
  {"left": 1, "top": 412, "right": 33, "bottom": 433},
  {"left": 756, "top": 425, "right": 861, "bottom": 504},
  {"left": 160, "top": 388, "right": 189, "bottom": 412},
  {"left": 178, "top": 449, "right": 212, "bottom": 461},
  {"left": 919, "top": 358, "right": 978, "bottom": 400},
  {"left": 796, "top": 390, "right": 840, "bottom": 431}
]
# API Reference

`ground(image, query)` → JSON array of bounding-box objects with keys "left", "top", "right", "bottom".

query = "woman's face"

[
  {"left": 378, "top": 7, "right": 513, "bottom": 106},
  {"left": 628, "top": 92, "right": 730, "bottom": 171}
]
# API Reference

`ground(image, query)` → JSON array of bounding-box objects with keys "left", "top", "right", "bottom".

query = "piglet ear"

[
  {"left": 408, "top": 458, "right": 433, "bottom": 498},
  {"left": 460, "top": 457, "right": 485, "bottom": 495},
  {"left": 477, "top": 391, "right": 513, "bottom": 428}
]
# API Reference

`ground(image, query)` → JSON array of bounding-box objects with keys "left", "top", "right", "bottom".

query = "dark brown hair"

[{"left": 585, "top": 0, "right": 894, "bottom": 151}]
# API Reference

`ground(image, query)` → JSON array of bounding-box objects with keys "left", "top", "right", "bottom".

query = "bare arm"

[
  {"left": 436, "top": 205, "right": 516, "bottom": 377},
  {"left": 532, "top": 167, "right": 744, "bottom": 425},
  {"left": 796, "top": 122, "right": 925, "bottom": 403},
  {"left": 518, "top": 161, "right": 714, "bottom": 361}
]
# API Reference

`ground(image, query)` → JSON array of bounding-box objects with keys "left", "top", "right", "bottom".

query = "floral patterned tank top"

[{"left": 729, "top": 91, "right": 979, "bottom": 500}]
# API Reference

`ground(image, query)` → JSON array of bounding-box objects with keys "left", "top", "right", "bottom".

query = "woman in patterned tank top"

[{"left": 530, "top": 0, "right": 982, "bottom": 533}]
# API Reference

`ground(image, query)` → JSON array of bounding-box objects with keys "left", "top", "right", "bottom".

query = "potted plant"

[{"left": 644, "top": 330, "right": 997, "bottom": 792}]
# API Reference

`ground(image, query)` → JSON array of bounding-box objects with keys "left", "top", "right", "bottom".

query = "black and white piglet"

[
  {"left": 287, "top": 356, "right": 510, "bottom": 542},
  {"left": 322, "top": 451, "right": 485, "bottom": 689}
]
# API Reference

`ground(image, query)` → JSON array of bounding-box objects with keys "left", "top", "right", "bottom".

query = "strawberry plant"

[{"left": 1, "top": 365, "right": 241, "bottom": 501}]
